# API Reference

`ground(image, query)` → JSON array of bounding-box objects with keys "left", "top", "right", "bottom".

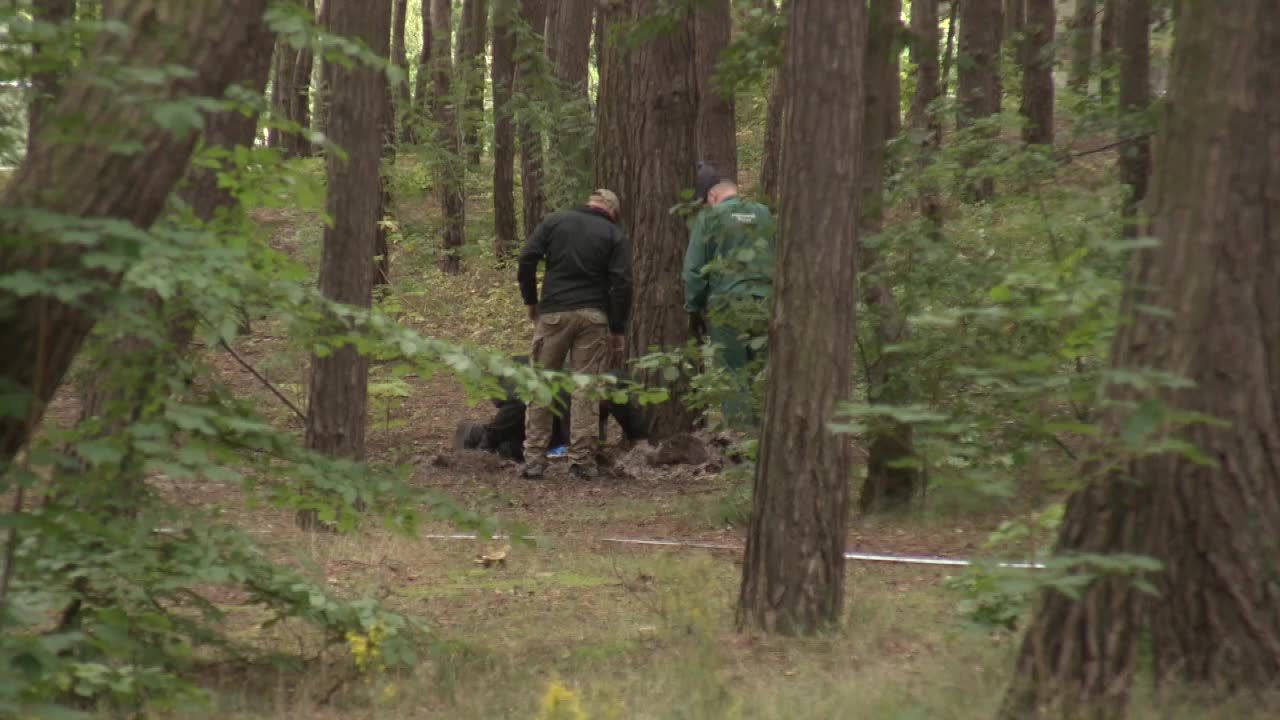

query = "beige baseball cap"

[{"left": 589, "top": 188, "right": 620, "bottom": 215}]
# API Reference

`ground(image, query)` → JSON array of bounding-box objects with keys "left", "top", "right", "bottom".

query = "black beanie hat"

[{"left": 695, "top": 161, "right": 720, "bottom": 203}]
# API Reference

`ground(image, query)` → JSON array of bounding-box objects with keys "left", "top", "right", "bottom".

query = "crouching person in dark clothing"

[{"left": 455, "top": 356, "right": 648, "bottom": 462}]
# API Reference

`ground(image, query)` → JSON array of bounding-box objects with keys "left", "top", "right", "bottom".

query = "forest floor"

[{"left": 53, "top": 167, "right": 1261, "bottom": 719}]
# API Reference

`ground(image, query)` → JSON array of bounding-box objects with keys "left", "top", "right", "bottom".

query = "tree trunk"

[
  {"left": 957, "top": 0, "right": 1003, "bottom": 201},
  {"left": 314, "top": 0, "right": 334, "bottom": 140},
  {"left": 517, "top": 0, "right": 548, "bottom": 237},
  {"left": 301, "top": 0, "right": 392, "bottom": 528},
  {"left": 617, "top": 0, "right": 698, "bottom": 439},
  {"left": 282, "top": 0, "right": 317, "bottom": 158},
  {"left": 908, "top": 0, "right": 942, "bottom": 235},
  {"left": 1140, "top": 0, "right": 1280, "bottom": 690},
  {"left": 1068, "top": 0, "right": 1097, "bottom": 94},
  {"left": 758, "top": 0, "right": 784, "bottom": 202},
  {"left": 547, "top": 0, "right": 592, "bottom": 96},
  {"left": 694, "top": 0, "right": 738, "bottom": 183},
  {"left": 857, "top": 0, "right": 918, "bottom": 516},
  {"left": 593, "top": 0, "right": 629, "bottom": 197},
  {"left": 737, "top": 0, "right": 864, "bottom": 634},
  {"left": 1005, "top": 0, "right": 1025, "bottom": 41},
  {"left": 492, "top": 0, "right": 519, "bottom": 255},
  {"left": 1020, "top": 0, "right": 1055, "bottom": 145},
  {"left": 886, "top": 27, "right": 902, "bottom": 141},
  {"left": 0, "top": 0, "right": 272, "bottom": 466},
  {"left": 458, "top": 0, "right": 489, "bottom": 163},
  {"left": 431, "top": 0, "right": 467, "bottom": 274},
  {"left": 544, "top": 0, "right": 594, "bottom": 204},
  {"left": 27, "top": 0, "right": 77, "bottom": 154},
  {"left": 1002, "top": 2, "right": 1280, "bottom": 713},
  {"left": 268, "top": 38, "right": 290, "bottom": 148},
  {"left": 392, "top": 0, "right": 415, "bottom": 143},
  {"left": 939, "top": 0, "right": 959, "bottom": 99},
  {"left": 1116, "top": 0, "right": 1149, "bottom": 237},
  {"left": 411, "top": 0, "right": 432, "bottom": 137},
  {"left": 1099, "top": 0, "right": 1117, "bottom": 99}
]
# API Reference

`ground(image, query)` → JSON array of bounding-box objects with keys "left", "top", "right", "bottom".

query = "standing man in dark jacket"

[{"left": 517, "top": 189, "right": 631, "bottom": 478}]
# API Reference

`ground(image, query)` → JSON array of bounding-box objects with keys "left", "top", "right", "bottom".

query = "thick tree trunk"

[
  {"left": 908, "top": 0, "right": 942, "bottom": 235},
  {"left": 1020, "top": 0, "right": 1055, "bottom": 145},
  {"left": 458, "top": 0, "right": 489, "bottom": 164},
  {"left": 431, "top": 0, "right": 467, "bottom": 274},
  {"left": 1116, "top": 0, "right": 1149, "bottom": 237},
  {"left": 544, "top": 0, "right": 594, "bottom": 202},
  {"left": 694, "top": 0, "right": 738, "bottom": 183},
  {"left": 1003, "top": 2, "right": 1280, "bottom": 713},
  {"left": 492, "top": 0, "right": 519, "bottom": 255},
  {"left": 391, "top": 0, "right": 415, "bottom": 143},
  {"left": 547, "top": 0, "right": 592, "bottom": 96},
  {"left": 737, "top": 0, "right": 864, "bottom": 634},
  {"left": 857, "top": 0, "right": 918, "bottom": 516},
  {"left": 1139, "top": 0, "right": 1280, "bottom": 690},
  {"left": 593, "top": 0, "right": 630, "bottom": 197},
  {"left": 516, "top": 0, "right": 548, "bottom": 236},
  {"left": 0, "top": 0, "right": 273, "bottom": 466},
  {"left": 301, "top": 0, "right": 392, "bottom": 528},
  {"left": 1068, "top": 0, "right": 1097, "bottom": 94},
  {"left": 957, "top": 0, "right": 1003, "bottom": 201},
  {"left": 26, "top": 0, "right": 77, "bottom": 154},
  {"left": 1099, "top": 0, "right": 1117, "bottom": 99}
]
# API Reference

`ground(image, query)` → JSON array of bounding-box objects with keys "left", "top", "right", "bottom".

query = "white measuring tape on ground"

[{"left": 421, "top": 533, "right": 1045, "bottom": 570}]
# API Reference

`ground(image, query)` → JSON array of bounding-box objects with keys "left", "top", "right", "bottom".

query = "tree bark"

[
  {"left": 694, "top": 0, "right": 738, "bottom": 184},
  {"left": 857, "top": 0, "right": 918, "bottom": 515},
  {"left": 458, "top": 0, "right": 489, "bottom": 163},
  {"left": 391, "top": 0, "right": 415, "bottom": 143},
  {"left": 268, "top": 38, "right": 291, "bottom": 148},
  {"left": 516, "top": 0, "right": 548, "bottom": 238},
  {"left": 1068, "top": 0, "right": 1097, "bottom": 94},
  {"left": 0, "top": 0, "right": 273, "bottom": 466},
  {"left": 282, "top": 0, "right": 317, "bottom": 158},
  {"left": 431, "top": 0, "right": 467, "bottom": 274},
  {"left": 1005, "top": 0, "right": 1025, "bottom": 42},
  {"left": 301, "top": 0, "right": 392, "bottom": 528},
  {"left": 758, "top": 0, "right": 784, "bottom": 202},
  {"left": 1116, "top": 0, "right": 1149, "bottom": 237},
  {"left": 957, "top": 0, "right": 1003, "bottom": 201},
  {"left": 547, "top": 0, "right": 592, "bottom": 97},
  {"left": 593, "top": 0, "right": 629, "bottom": 197},
  {"left": 1020, "top": 0, "right": 1055, "bottom": 145},
  {"left": 411, "top": 0, "right": 432, "bottom": 137},
  {"left": 544, "top": 0, "right": 594, "bottom": 203},
  {"left": 737, "top": 0, "right": 864, "bottom": 634},
  {"left": 1002, "top": 1, "right": 1280, "bottom": 713},
  {"left": 939, "top": 0, "right": 958, "bottom": 99},
  {"left": 492, "top": 0, "right": 519, "bottom": 255},
  {"left": 1099, "top": 0, "right": 1117, "bottom": 100},
  {"left": 908, "top": 0, "right": 942, "bottom": 234},
  {"left": 26, "top": 0, "right": 77, "bottom": 155}
]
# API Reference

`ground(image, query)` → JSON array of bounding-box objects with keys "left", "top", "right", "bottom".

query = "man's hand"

[
  {"left": 527, "top": 305, "right": 539, "bottom": 325},
  {"left": 688, "top": 312, "right": 707, "bottom": 342}
]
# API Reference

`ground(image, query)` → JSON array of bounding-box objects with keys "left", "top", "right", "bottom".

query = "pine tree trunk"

[
  {"left": 411, "top": 0, "right": 432, "bottom": 138},
  {"left": 432, "top": 0, "right": 467, "bottom": 274},
  {"left": 1140, "top": 0, "right": 1280, "bottom": 689},
  {"left": 392, "top": 0, "right": 415, "bottom": 143},
  {"left": 547, "top": 0, "right": 592, "bottom": 96},
  {"left": 1099, "top": 0, "right": 1117, "bottom": 99},
  {"left": 314, "top": 0, "right": 333, "bottom": 140},
  {"left": 858, "top": 0, "right": 918, "bottom": 516},
  {"left": 26, "top": 0, "right": 77, "bottom": 154},
  {"left": 1005, "top": 0, "right": 1025, "bottom": 41},
  {"left": 1020, "top": 0, "right": 1055, "bottom": 145},
  {"left": 737, "top": 0, "right": 864, "bottom": 634},
  {"left": 939, "top": 0, "right": 958, "bottom": 99},
  {"left": 694, "top": 0, "right": 738, "bottom": 183},
  {"left": 758, "top": 0, "right": 783, "bottom": 202},
  {"left": 957, "top": 0, "right": 1003, "bottom": 201},
  {"left": 908, "top": 0, "right": 942, "bottom": 235},
  {"left": 492, "top": 0, "right": 519, "bottom": 255},
  {"left": 301, "top": 0, "right": 392, "bottom": 528},
  {"left": 268, "top": 38, "right": 290, "bottom": 148},
  {"left": 1002, "top": 2, "right": 1280, "bottom": 713},
  {"left": 1116, "top": 0, "right": 1149, "bottom": 237},
  {"left": 620, "top": 0, "right": 697, "bottom": 439},
  {"left": 516, "top": 0, "right": 548, "bottom": 237},
  {"left": 0, "top": 0, "right": 273, "bottom": 465},
  {"left": 545, "top": 0, "right": 594, "bottom": 201},
  {"left": 886, "top": 30, "right": 902, "bottom": 141},
  {"left": 1068, "top": 0, "right": 1097, "bottom": 94},
  {"left": 282, "top": 0, "right": 317, "bottom": 158},
  {"left": 459, "top": 0, "right": 489, "bottom": 164},
  {"left": 593, "top": 0, "right": 630, "bottom": 197}
]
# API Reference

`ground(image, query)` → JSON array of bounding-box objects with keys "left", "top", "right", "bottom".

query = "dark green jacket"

[{"left": 682, "top": 196, "right": 776, "bottom": 315}]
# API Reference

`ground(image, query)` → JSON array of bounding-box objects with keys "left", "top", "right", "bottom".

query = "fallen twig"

[{"left": 219, "top": 340, "right": 307, "bottom": 423}]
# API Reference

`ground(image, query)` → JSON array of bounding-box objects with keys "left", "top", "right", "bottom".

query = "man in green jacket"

[{"left": 682, "top": 179, "right": 776, "bottom": 429}]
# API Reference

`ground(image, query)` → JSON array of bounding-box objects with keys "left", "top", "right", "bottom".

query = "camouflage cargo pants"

[{"left": 524, "top": 308, "right": 610, "bottom": 464}]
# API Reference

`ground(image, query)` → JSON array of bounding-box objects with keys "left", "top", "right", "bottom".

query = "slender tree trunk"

[
  {"left": 1020, "top": 0, "right": 1055, "bottom": 145},
  {"left": 545, "top": 0, "right": 594, "bottom": 203},
  {"left": 268, "top": 38, "right": 290, "bottom": 148},
  {"left": 886, "top": 27, "right": 902, "bottom": 141},
  {"left": 392, "top": 0, "right": 415, "bottom": 143},
  {"left": 694, "top": 0, "right": 738, "bottom": 183},
  {"left": 1099, "top": 0, "right": 1117, "bottom": 99},
  {"left": 858, "top": 0, "right": 917, "bottom": 515},
  {"left": 618, "top": 0, "right": 697, "bottom": 439},
  {"left": 939, "top": 0, "right": 959, "bottom": 100},
  {"left": 909, "top": 0, "right": 942, "bottom": 235},
  {"left": 300, "top": 0, "right": 392, "bottom": 528},
  {"left": 1002, "top": 2, "right": 1280, "bottom": 713},
  {"left": 1116, "top": 0, "right": 1149, "bottom": 237},
  {"left": 492, "top": 0, "right": 519, "bottom": 255},
  {"left": 458, "top": 0, "right": 489, "bottom": 164},
  {"left": 758, "top": 0, "right": 784, "bottom": 202},
  {"left": 26, "top": 0, "right": 77, "bottom": 154},
  {"left": 431, "top": 0, "right": 467, "bottom": 273},
  {"left": 516, "top": 0, "right": 548, "bottom": 236},
  {"left": 411, "top": 0, "right": 432, "bottom": 138},
  {"left": 0, "top": 0, "right": 272, "bottom": 465},
  {"left": 1005, "top": 0, "right": 1025, "bottom": 42},
  {"left": 282, "top": 0, "right": 317, "bottom": 158},
  {"left": 738, "top": 0, "right": 864, "bottom": 634},
  {"left": 957, "top": 0, "right": 1003, "bottom": 201},
  {"left": 1068, "top": 0, "right": 1097, "bottom": 94},
  {"left": 314, "top": 0, "right": 333, "bottom": 140}
]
